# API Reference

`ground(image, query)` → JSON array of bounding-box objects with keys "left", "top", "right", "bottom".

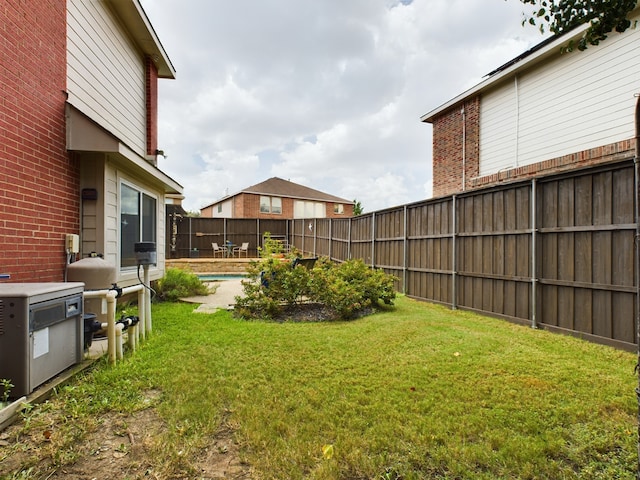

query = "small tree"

[
  {"left": 518, "top": 0, "right": 636, "bottom": 51},
  {"left": 353, "top": 199, "right": 364, "bottom": 216}
]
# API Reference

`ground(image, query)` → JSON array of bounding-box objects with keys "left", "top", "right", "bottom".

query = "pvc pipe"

[
  {"left": 100, "top": 321, "right": 124, "bottom": 361},
  {"left": 84, "top": 284, "right": 145, "bottom": 363},
  {"left": 138, "top": 285, "right": 146, "bottom": 341},
  {"left": 106, "top": 290, "right": 117, "bottom": 364},
  {"left": 143, "top": 265, "right": 152, "bottom": 334},
  {"left": 115, "top": 323, "right": 123, "bottom": 360}
]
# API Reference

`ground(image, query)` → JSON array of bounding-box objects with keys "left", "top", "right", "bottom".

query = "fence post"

[
  {"left": 371, "top": 212, "right": 376, "bottom": 267},
  {"left": 303, "top": 220, "right": 307, "bottom": 254},
  {"left": 531, "top": 179, "right": 538, "bottom": 329},
  {"left": 314, "top": 219, "right": 317, "bottom": 256},
  {"left": 403, "top": 205, "right": 408, "bottom": 295},
  {"left": 329, "top": 218, "right": 333, "bottom": 260},
  {"left": 452, "top": 195, "right": 457, "bottom": 310},
  {"left": 633, "top": 95, "right": 640, "bottom": 480},
  {"left": 348, "top": 217, "right": 352, "bottom": 260}
]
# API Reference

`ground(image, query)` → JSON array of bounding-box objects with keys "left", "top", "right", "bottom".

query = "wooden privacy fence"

[
  {"left": 167, "top": 216, "right": 290, "bottom": 259},
  {"left": 168, "top": 160, "right": 638, "bottom": 350}
]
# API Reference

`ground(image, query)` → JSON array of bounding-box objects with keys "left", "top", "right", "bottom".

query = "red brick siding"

[
  {"left": 470, "top": 139, "right": 635, "bottom": 188},
  {"left": 145, "top": 57, "right": 158, "bottom": 156},
  {"left": 431, "top": 95, "right": 633, "bottom": 195},
  {"left": 0, "top": 1, "right": 79, "bottom": 282},
  {"left": 432, "top": 98, "right": 479, "bottom": 197},
  {"left": 203, "top": 194, "right": 355, "bottom": 218},
  {"left": 234, "top": 194, "right": 353, "bottom": 218},
  {"left": 200, "top": 205, "right": 214, "bottom": 217}
]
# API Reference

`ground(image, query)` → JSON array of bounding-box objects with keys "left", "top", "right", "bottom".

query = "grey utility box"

[{"left": 0, "top": 283, "right": 84, "bottom": 398}]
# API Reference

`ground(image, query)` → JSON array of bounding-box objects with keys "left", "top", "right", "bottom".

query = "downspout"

[
  {"left": 461, "top": 107, "right": 466, "bottom": 192},
  {"left": 515, "top": 75, "right": 520, "bottom": 167}
]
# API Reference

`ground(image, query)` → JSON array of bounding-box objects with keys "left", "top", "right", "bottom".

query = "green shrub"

[
  {"left": 309, "top": 258, "right": 396, "bottom": 319},
  {"left": 235, "top": 255, "right": 396, "bottom": 321},
  {"left": 154, "top": 268, "right": 210, "bottom": 302},
  {"left": 234, "top": 253, "right": 311, "bottom": 319}
]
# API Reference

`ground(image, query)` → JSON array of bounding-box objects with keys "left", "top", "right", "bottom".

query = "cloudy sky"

[{"left": 140, "top": 0, "right": 547, "bottom": 213}]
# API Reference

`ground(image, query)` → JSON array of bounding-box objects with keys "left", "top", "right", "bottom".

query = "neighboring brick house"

[
  {"left": 201, "top": 177, "right": 354, "bottom": 219},
  {"left": 0, "top": 0, "right": 181, "bottom": 285},
  {"left": 421, "top": 8, "right": 640, "bottom": 197}
]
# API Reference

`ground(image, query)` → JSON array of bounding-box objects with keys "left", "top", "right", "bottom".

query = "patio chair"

[
  {"left": 212, "top": 242, "right": 225, "bottom": 258},
  {"left": 233, "top": 242, "right": 249, "bottom": 258}
]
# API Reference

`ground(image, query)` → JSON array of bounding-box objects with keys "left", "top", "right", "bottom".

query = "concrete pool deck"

[{"left": 181, "top": 278, "right": 246, "bottom": 313}]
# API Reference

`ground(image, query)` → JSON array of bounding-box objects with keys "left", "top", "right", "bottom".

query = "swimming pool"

[{"left": 198, "top": 274, "right": 247, "bottom": 282}]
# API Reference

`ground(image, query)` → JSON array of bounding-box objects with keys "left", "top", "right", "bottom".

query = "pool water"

[{"left": 198, "top": 274, "right": 247, "bottom": 282}]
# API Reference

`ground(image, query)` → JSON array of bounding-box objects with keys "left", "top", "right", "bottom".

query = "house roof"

[
  {"left": 109, "top": 0, "right": 176, "bottom": 79},
  {"left": 204, "top": 177, "right": 353, "bottom": 208},
  {"left": 420, "top": 22, "right": 594, "bottom": 123}
]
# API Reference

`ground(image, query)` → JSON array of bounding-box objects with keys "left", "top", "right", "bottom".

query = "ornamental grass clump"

[
  {"left": 154, "top": 268, "right": 211, "bottom": 302},
  {"left": 234, "top": 237, "right": 396, "bottom": 321}
]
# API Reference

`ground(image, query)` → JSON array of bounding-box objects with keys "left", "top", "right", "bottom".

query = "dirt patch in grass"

[
  {"left": 0, "top": 390, "right": 251, "bottom": 479},
  {"left": 259, "top": 302, "right": 376, "bottom": 322}
]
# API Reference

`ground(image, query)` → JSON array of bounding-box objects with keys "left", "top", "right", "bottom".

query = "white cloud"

[{"left": 143, "top": 0, "right": 547, "bottom": 212}]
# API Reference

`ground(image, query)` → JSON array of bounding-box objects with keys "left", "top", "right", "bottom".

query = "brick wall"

[
  {"left": 204, "top": 195, "right": 355, "bottom": 219},
  {"left": 0, "top": 1, "right": 79, "bottom": 282},
  {"left": 432, "top": 98, "right": 479, "bottom": 197},
  {"left": 236, "top": 194, "right": 353, "bottom": 218},
  {"left": 432, "top": 95, "right": 637, "bottom": 197},
  {"left": 470, "top": 139, "right": 635, "bottom": 189}
]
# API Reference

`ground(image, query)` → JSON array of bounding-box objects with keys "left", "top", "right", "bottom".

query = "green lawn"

[{"left": 4, "top": 295, "right": 638, "bottom": 479}]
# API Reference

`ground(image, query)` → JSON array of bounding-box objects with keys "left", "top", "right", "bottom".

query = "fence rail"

[{"left": 168, "top": 160, "right": 638, "bottom": 351}]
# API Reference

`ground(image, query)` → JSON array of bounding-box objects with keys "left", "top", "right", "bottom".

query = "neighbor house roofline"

[{"left": 201, "top": 177, "right": 354, "bottom": 209}]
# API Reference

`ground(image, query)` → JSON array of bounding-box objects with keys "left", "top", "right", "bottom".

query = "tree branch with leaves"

[{"left": 519, "top": 0, "right": 637, "bottom": 50}]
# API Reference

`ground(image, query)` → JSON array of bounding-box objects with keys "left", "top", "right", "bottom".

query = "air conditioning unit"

[{"left": 0, "top": 283, "right": 84, "bottom": 398}]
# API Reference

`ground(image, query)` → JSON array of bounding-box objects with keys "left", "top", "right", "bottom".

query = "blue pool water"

[{"left": 198, "top": 274, "right": 247, "bottom": 282}]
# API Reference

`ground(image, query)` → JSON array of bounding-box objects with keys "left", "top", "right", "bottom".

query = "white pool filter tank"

[{"left": 67, "top": 256, "right": 117, "bottom": 328}]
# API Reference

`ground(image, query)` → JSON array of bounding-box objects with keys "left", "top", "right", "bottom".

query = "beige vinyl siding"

[
  {"left": 211, "top": 200, "right": 233, "bottom": 218},
  {"left": 105, "top": 162, "right": 119, "bottom": 268},
  {"left": 477, "top": 82, "right": 517, "bottom": 175},
  {"left": 67, "top": 0, "right": 146, "bottom": 155},
  {"left": 294, "top": 201, "right": 326, "bottom": 218},
  {"left": 479, "top": 16, "right": 640, "bottom": 176}
]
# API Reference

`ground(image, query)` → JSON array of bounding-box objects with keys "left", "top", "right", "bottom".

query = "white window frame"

[
  {"left": 119, "top": 180, "right": 158, "bottom": 269},
  {"left": 260, "top": 195, "right": 282, "bottom": 214}
]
